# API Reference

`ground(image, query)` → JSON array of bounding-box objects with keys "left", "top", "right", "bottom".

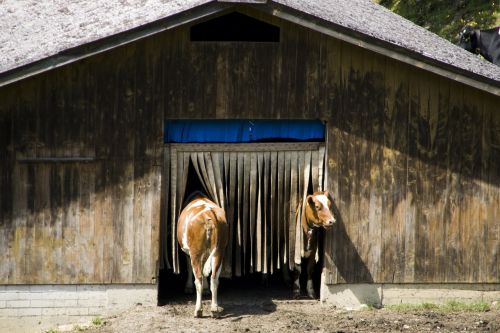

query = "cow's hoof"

[
  {"left": 293, "top": 290, "right": 301, "bottom": 299},
  {"left": 194, "top": 309, "right": 203, "bottom": 318},
  {"left": 210, "top": 306, "right": 224, "bottom": 318},
  {"left": 307, "top": 290, "right": 316, "bottom": 299}
]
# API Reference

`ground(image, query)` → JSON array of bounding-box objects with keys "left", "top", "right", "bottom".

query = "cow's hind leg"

[
  {"left": 191, "top": 257, "right": 204, "bottom": 318},
  {"left": 209, "top": 253, "right": 224, "bottom": 318},
  {"left": 185, "top": 256, "right": 209, "bottom": 295}
]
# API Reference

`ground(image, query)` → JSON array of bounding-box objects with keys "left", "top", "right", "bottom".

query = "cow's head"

[
  {"left": 305, "top": 191, "right": 336, "bottom": 228},
  {"left": 458, "top": 25, "right": 478, "bottom": 53}
]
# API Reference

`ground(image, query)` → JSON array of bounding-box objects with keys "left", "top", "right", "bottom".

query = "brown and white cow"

[
  {"left": 293, "top": 191, "right": 336, "bottom": 298},
  {"left": 177, "top": 193, "right": 229, "bottom": 318}
]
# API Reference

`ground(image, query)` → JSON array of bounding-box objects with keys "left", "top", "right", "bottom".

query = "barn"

[{"left": 1, "top": 0, "right": 499, "bottom": 331}]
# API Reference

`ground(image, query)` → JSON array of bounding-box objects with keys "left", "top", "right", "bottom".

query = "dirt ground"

[{"left": 71, "top": 282, "right": 499, "bottom": 333}]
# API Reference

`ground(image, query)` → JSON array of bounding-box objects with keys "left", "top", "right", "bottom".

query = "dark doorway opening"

[
  {"left": 158, "top": 141, "right": 328, "bottom": 304},
  {"left": 190, "top": 12, "right": 280, "bottom": 42}
]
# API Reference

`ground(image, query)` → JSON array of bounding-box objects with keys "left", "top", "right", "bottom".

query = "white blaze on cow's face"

[{"left": 307, "top": 192, "right": 336, "bottom": 228}]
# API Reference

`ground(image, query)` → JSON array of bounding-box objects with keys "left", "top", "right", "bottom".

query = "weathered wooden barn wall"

[
  {"left": 0, "top": 7, "right": 498, "bottom": 285},
  {"left": 323, "top": 52, "right": 500, "bottom": 284},
  {"left": 0, "top": 43, "right": 163, "bottom": 284}
]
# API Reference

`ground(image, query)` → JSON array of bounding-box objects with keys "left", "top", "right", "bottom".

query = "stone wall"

[{"left": 0, "top": 284, "right": 157, "bottom": 333}]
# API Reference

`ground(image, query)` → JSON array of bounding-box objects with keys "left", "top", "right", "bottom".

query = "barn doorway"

[{"left": 158, "top": 120, "right": 327, "bottom": 302}]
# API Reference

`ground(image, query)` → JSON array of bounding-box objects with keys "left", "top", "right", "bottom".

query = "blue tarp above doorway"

[{"left": 164, "top": 120, "right": 325, "bottom": 143}]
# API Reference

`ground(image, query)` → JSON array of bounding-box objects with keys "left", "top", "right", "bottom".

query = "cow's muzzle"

[{"left": 324, "top": 219, "right": 336, "bottom": 227}]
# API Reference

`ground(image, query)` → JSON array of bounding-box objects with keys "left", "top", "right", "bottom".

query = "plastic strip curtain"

[{"left": 166, "top": 145, "right": 325, "bottom": 276}]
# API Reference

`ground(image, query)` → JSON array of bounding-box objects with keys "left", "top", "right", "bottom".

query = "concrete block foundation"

[
  {"left": 0, "top": 284, "right": 157, "bottom": 333},
  {"left": 320, "top": 278, "right": 500, "bottom": 309}
]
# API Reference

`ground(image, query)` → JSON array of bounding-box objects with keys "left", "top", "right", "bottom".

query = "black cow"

[{"left": 458, "top": 26, "right": 500, "bottom": 66}]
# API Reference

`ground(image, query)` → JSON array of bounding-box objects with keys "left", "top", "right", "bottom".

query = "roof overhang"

[
  {"left": 264, "top": 3, "right": 500, "bottom": 96},
  {"left": 0, "top": 2, "right": 231, "bottom": 88},
  {"left": 0, "top": 1, "right": 498, "bottom": 96}
]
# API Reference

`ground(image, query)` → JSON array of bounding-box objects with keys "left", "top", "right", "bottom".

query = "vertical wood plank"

[
  {"left": 103, "top": 162, "right": 116, "bottom": 283},
  {"left": 148, "top": 161, "right": 162, "bottom": 282},
  {"left": 322, "top": 35, "right": 342, "bottom": 284},
  {"left": 211, "top": 152, "right": 225, "bottom": 208},
  {"left": 276, "top": 151, "right": 284, "bottom": 270},
  {"left": 434, "top": 76, "right": 451, "bottom": 283},
  {"left": 23, "top": 164, "right": 36, "bottom": 283},
  {"left": 324, "top": 124, "right": 340, "bottom": 284},
  {"left": 262, "top": 152, "right": 270, "bottom": 274},
  {"left": 133, "top": 161, "right": 148, "bottom": 282},
  {"left": 92, "top": 162, "right": 103, "bottom": 282},
  {"left": 228, "top": 152, "right": 238, "bottom": 276},
  {"left": 33, "top": 164, "right": 50, "bottom": 282},
  {"left": 365, "top": 51, "right": 384, "bottom": 283},
  {"left": 235, "top": 152, "right": 243, "bottom": 276},
  {"left": 283, "top": 151, "right": 291, "bottom": 266},
  {"left": 270, "top": 151, "right": 277, "bottom": 273},
  {"left": 79, "top": 163, "right": 96, "bottom": 282},
  {"left": 170, "top": 148, "right": 178, "bottom": 273},
  {"left": 444, "top": 80, "right": 464, "bottom": 282},
  {"left": 460, "top": 86, "right": 483, "bottom": 283},
  {"left": 295, "top": 150, "right": 308, "bottom": 264},
  {"left": 404, "top": 65, "right": 420, "bottom": 283},
  {"left": 288, "top": 151, "right": 298, "bottom": 270},
  {"left": 256, "top": 152, "right": 263, "bottom": 273},
  {"left": 117, "top": 160, "right": 133, "bottom": 282},
  {"left": 204, "top": 152, "right": 219, "bottom": 205},
  {"left": 64, "top": 165, "right": 81, "bottom": 283},
  {"left": 249, "top": 152, "right": 257, "bottom": 272},
  {"left": 242, "top": 152, "right": 250, "bottom": 274},
  {"left": 335, "top": 42, "right": 353, "bottom": 283},
  {"left": 311, "top": 149, "right": 319, "bottom": 192},
  {"left": 381, "top": 57, "right": 408, "bottom": 283},
  {"left": 161, "top": 146, "right": 171, "bottom": 270},
  {"left": 0, "top": 162, "right": 12, "bottom": 283},
  {"left": 483, "top": 95, "right": 500, "bottom": 282}
]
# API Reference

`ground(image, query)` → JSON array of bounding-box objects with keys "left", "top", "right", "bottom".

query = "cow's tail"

[{"left": 202, "top": 207, "right": 227, "bottom": 277}]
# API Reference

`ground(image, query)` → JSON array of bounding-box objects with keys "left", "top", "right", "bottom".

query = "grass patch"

[
  {"left": 386, "top": 302, "right": 439, "bottom": 311},
  {"left": 92, "top": 316, "right": 106, "bottom": 327},
  {"left": 443, "top": 300, "right": 490, "bottom": 312},
  {"left": 386, "top": 300, "right": 491, "bottom": 312}
]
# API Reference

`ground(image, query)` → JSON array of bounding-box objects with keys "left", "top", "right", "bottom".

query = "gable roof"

[{"left": 1, "top": 0, "right": 499, "bottom": 95}]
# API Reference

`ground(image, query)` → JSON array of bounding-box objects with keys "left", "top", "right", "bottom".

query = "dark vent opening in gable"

[{"left": 190, "top": 12, "right": 280, "bottom": 42}]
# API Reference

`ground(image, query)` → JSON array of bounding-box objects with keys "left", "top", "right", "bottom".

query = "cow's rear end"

[{"left": 176, "top": 195, "right": 228, "bottom": 318}]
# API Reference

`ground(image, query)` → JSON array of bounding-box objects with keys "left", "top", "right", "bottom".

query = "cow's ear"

[
  {"left": 306, "top": 195, "right": 315, "bottom": 207},
  {"left": 325, "top": 191, "right": 334, "bottom": 206}
]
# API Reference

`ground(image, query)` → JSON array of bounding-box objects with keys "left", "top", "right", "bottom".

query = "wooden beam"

[
  {"left": 168, "top": 142, "right": 323, "bottom": 152},
  {"left": 16, "top": 157, "right": 96, "bottom": 163}
]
